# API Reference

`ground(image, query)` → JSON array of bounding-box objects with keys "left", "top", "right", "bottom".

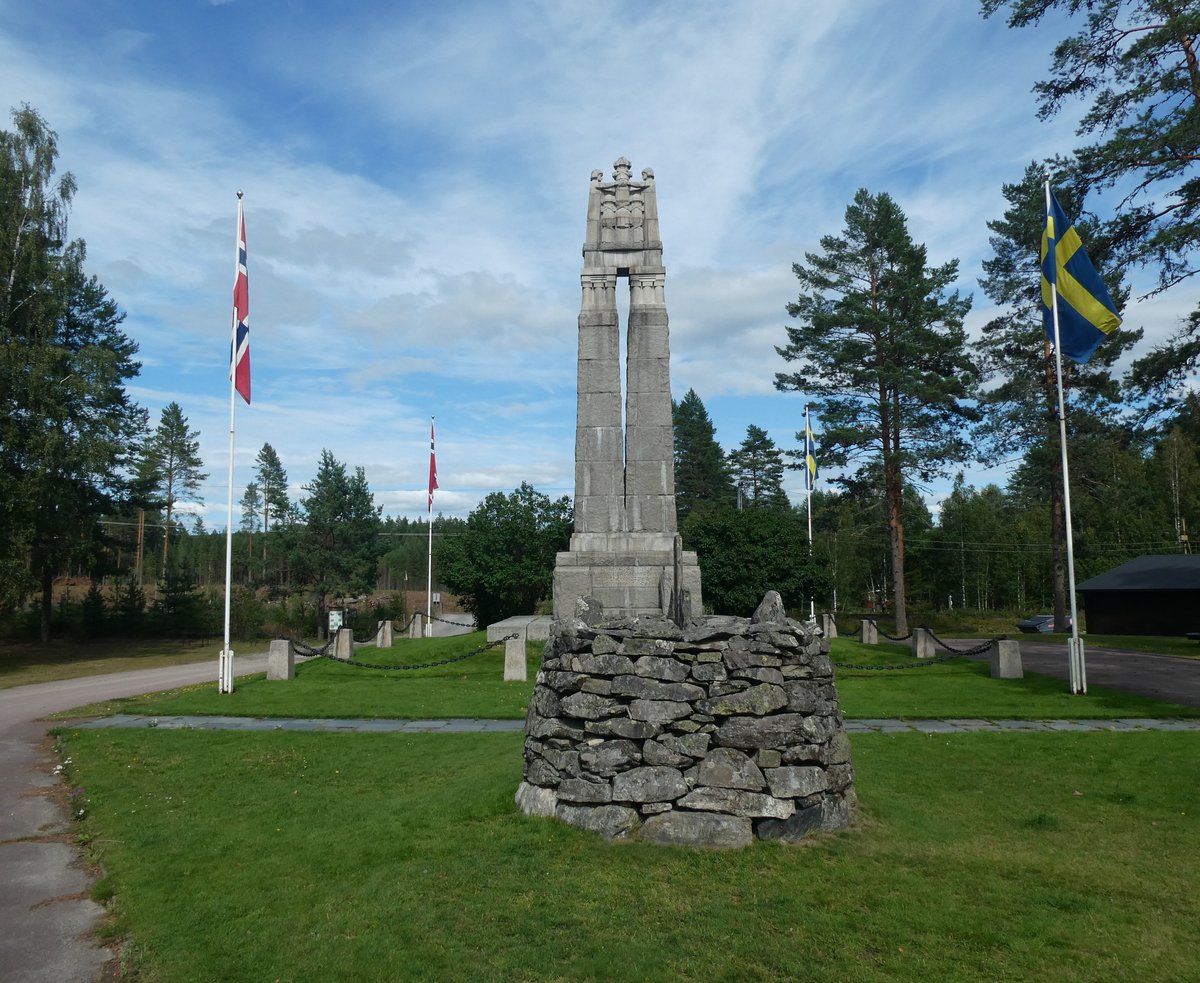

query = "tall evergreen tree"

[
  {"left": 981, "top": 1, "right": 1200, "bottom": 410},
  {"left": 253, "top": 442, "right": 289, "bottom": 532},
  {"left": 775, "top": 188, "right": 977, "bottom": 634},
  {"left": 239, "top": 481, "right": 262, "bottom": 567},
  {"left": 0, "top": 106, "right": 144, "bottom": 639},
  {"left": 139, "top": 402, "right": 207, "bottom": 571},
  {"left": 976, "top": 162, "right": 1139, "bottom": 627},
  {"left": 727, "top": 425, "right": 790, "bottom": 510},
  {"left": 253, "top": 442, "right": 289, "bottom": 582},
  {"left": 294, "top": 450, "right": 384, "bottom": 635},
  {"left": 672, "top": 388, "right": 736, "bottom": 520}
]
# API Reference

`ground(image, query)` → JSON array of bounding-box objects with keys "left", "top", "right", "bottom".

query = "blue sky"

[{"left": 4, "top": 0, "right": 1196, "bottom": 527}]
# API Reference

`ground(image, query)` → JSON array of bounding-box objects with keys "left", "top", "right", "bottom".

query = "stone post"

[
  {"left": 912, "top": 627, "right": 936, "bottom": 660},
  {"left": 267, "top": 638, "right": 295, "bottom": 680},
  {"left": 503, "top": 631, "right": 528, "bottom": 682},
  {"left": 377, "top": 619, "right": 394, "bottom": 648},
  {"left": 334, "top": 627, "right": 353, "bottom": 660},
  {"left": 859, "top": 619, "right": 878, "bottom": 645},
  {"left": 818, "top": 613, "right": 838, "bottom": 639},
  {"left": 409, "top": 613, "right": 422, "bottom": 639},
  {"left": 990, "top": 639, "right": 1023, "bottom": 679}
]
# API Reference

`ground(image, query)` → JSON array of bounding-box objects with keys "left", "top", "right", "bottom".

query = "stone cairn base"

[{"left": 516, "top": 593, "right": 856, "bottom": 848}]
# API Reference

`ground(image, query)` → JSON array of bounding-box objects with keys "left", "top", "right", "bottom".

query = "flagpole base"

[
  {"left": 1068, "top": 636, "right": 1086, "bottom": 695},
  {"left": 218, "top": 647, "right": 235, "bottom": 693}
]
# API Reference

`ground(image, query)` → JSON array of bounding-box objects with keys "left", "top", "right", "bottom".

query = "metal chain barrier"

[
  {"left": 924, "top": 630, "right": 1001, "bottom": 658},
  {"left": 352, "top": 624, "right": 383, "bottom": 644},
  {"left": 426, "top": 611, "right": 478, "bottom": 628},
  {"left": 835, "top": 621, "right": 863, "bottom": 639},
  {"left": 288, "top": 637, "right": 334, "bottom": 657},
  {"left": 315, "top": 632, "right": 517, "bottom": 671},
  {"left": 284, "top": 610, "right": 478, "bottom": 657},
  {"left": 874, "top": 620, "right": 914, "bottom": 642}
]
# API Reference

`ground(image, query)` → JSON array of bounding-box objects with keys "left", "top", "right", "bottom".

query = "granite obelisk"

[{"left": 552, "top": 158, "right": 703, "bottom": 618}]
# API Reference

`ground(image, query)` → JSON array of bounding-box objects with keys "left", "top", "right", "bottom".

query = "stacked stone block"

[{"left": 516, "top": 602, "right": 856, "bottom": 848}]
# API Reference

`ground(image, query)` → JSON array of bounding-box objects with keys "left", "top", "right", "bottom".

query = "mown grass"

[
  {"left": 1069, "top": 633, "right": 1200, "bottom": 659},
  {"left": 830, "top": 639, "right": 1200, "bottom": 719},
  {"left": 57, "top": 727, "right": 1200, "bottom": 982},
  {"left": 0, "top": 637, "right": 273, "bottom": 689},
  {"left": 52, "top": 632, "right": 537, "bottom": 720},
  {"left": 59, "top": 634, "right": 1199, "bottom": 723}
]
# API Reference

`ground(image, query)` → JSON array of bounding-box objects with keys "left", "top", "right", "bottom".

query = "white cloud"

[{"left": 4, "top": 0, "right": 1194, "bottom": 530}]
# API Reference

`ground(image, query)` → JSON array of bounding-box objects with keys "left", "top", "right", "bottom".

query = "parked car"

[{"left": 1016, "top": 614, "right": 1072, "bottom": 633}]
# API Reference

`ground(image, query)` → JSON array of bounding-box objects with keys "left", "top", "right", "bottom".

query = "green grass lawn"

[
  {"left": 830, "top": 639, "right": 1200, "bottom": 719},
  {"left": 58, "top": 726, "right": 1200, "bottom": 982},
  {"left": 1073, "top": 633, "right": 1200, "bottom": 659},
  {"left": 54, "top": 634, "right": 1200, "bottom": 722},
  {"left": 54, "top": 631, "right": 537, "bottom": 720},
  {"left": 0, "top": 637, "right": 274, "bottom": 689}
]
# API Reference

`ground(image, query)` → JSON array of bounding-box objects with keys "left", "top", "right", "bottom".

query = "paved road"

[
  {"left": 956, "top": 637, "right": 1200, "bottom": 709},
  {"left": 0, "top": 648, "right": 271, "bottom": 983}
]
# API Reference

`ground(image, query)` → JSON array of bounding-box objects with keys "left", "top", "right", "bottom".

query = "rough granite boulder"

[{"left": 517, "top": 594, "right": 855, "bottom": 848}]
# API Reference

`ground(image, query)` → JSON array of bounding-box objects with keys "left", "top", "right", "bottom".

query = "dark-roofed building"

[{"left": 1078, "top": 555, "right": 1200, "bottom": 635}]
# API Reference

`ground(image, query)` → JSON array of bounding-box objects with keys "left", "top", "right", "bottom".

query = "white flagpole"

[
  {"left": 425, "top": 415, "right": 434, "bottom": 638},
  {"left": 219, "top": 192, "right": 242, "bottom": 694},
  {"left": 1044, "top": 177, "right": 1086, "bottom": 694},
  {"left": 805, "top": 404, "right": 815, "bottom": 623}
]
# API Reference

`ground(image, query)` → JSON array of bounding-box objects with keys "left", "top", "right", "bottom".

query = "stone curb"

[{"left": 71, "top": 715, "right": 1200, "bottom": 733}]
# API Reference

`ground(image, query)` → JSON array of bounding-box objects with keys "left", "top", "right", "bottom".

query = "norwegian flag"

[
  {"left": 231, "top": 195, "right": 251, "bottom": 403},
  {"left": 428, "top": 418, "right": 438, "bottom": 510}
]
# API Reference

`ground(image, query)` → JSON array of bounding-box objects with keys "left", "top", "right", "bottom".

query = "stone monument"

[
  {"left": 552, "top": 158, "right": 703, "bottom": 620},
  {"left": 521, "top": 164, "right": 856, "bottom": 848}
]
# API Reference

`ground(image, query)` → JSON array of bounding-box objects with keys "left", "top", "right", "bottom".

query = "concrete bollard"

[
  {"left": 860, "top": 619, "right": 878, "bottom": 645},
  {"left": 819, "top": 613, "right": 838, "bottom": 639},
  {"left": 377, "top": 619, "right": 394, "bottom": 648},
  {"left": 409, "top": 613, "right": 422, "bottom": 640},
  {"left": 334, "top": 627, "right": 354, "bottom": 660},
  {"left": 267, "top": 638, "right": 295, "bottom": 680},
  {"left": 912, "top": 627, "right": 936, "bottom": 660},
  {"left": 990, "top": 639, "right": 1023, "bottom": 679},
  {"left": 503, "top": 632, "right": 528, "bottom": 681}
]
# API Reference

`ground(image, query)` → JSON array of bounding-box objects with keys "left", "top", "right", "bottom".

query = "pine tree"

[
  {"left": 672, "top": 388, "right": 736, "bottom": 520},
  {"left": 139, "top": 402, "right": 207, "bottom": 571},
  {"left": 294, "top": 450, "right": 384, "bottom": 635},
  {"left": 239, "top": 482, "right": 262, "bottom": 568},
  {"left": 728, "top": 425, "right": 790, "bottom": 510},
  {"left": 1, "top": 105, "right": 144, "bottom": 639},
  {"left": 982, "top": 1, "right": 1200, "bottom": 410},
  {"left": 253, "top": 442, "right": 289, "bottom": 532},
  {"left": 775, "top": 188, "right": 977, "bottom": 634},
  {"left": 253, "top": 442, "right": 289, "bottom": 581}
]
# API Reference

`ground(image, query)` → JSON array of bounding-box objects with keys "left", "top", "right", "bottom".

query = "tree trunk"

[
  {"left": 39, "top": 565, "right": 53, "bottom": 645},
  {"left": 886, "top": 474, "right": 907, "bottom": 636},
  {"left": 162, "top": 502, "right": 173, "bottom": 571}
]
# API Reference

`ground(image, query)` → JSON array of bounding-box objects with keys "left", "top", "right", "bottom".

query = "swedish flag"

[
  {"left": 1041, "top": 187, "right": 1122, "bottom": 363},
  {"left": 803, "top": 421, "right": 818, "bottom": 492}
]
